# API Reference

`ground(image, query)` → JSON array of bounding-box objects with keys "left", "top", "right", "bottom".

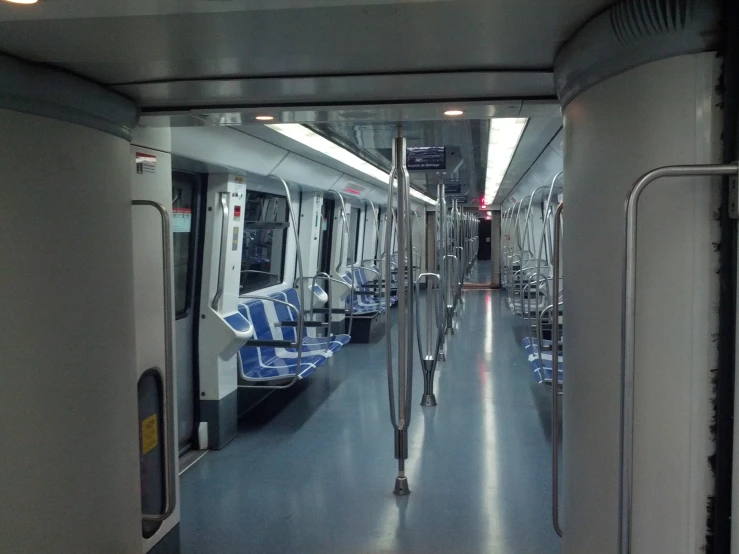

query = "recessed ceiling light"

[
  {"left": 3, "top": 0, "right": 38, "bottom": 3},
  {"left": 255, "top": 115, "right": 274, "bottom": 121},
  {"left": 444, "top": 110, "right": 464, "bottom": 117}
]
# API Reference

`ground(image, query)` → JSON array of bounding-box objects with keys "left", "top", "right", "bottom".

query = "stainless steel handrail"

[
  {"left": 211, "top": 192, "right": 229, "bottom": 310},
  {"left": 415, "top": 272, "right": 445, "bottom": 407},
  {"left": 386, "top": 127, "right": 415, "bottom": 496},
  {"left": 326, "top": 190, "right": 355, "bottom": 337},
  {"left": 271, "top": 175, "right": 307, "bottom": 319},
  {"left": 133, "top": 200, "right": 177, "bottom": 524},
  {"left": 552, "top": 202, "right": 563, "bottom": 538},
  {"left": 619, "top": 163, "right": 738, "bottom": 554},
  {"left": 296, "top": 271, "right": 333, "bottom": 357}
]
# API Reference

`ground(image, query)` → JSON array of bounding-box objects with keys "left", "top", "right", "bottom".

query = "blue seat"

[
  {"left": 522, "top": 337, "right": 562, "bottom": 356},
  {"left": 274, "top": 288, "right": 351, "bottom": 355},
  {"left": 237, "top": 297, "right": 328, "bottom": 382},
  {"left": 341, "top": 273, "right": 387, "bottom": 315},
  {"left": 528, "top": 351, "right": 563, "bottom": 385},
  {"left": 352, "top": 267, "right": 397, "bottom": 305}
]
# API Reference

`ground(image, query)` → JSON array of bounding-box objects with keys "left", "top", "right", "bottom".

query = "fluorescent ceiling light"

[
  {"left": 267, "top": 123, "right": 436, "bottom": 205},
  {"left": 255, "top": 115, "right": 274, "bottom": 121},
  {"left": 444, "top": 110, "right": 464, "bottom": 116},
  {"left": 484, "top": 118, "right": 527, "bottom": 204}
]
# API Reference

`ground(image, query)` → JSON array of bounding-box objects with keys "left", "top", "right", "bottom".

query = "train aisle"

[{"left": 180, "top": 285, "right": 561, "bottom": 554}]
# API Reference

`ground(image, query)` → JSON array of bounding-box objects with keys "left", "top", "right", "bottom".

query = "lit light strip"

[
  {"left": 484, "top": 118, "right": 527, "bottom": 204},
  {"left": 267, "top": 123, "right": 436, "bottom": 205}
]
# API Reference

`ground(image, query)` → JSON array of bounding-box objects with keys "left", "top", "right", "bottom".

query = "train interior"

[{"left": 2, "top": 2, "right": 739, "bottom": 554}]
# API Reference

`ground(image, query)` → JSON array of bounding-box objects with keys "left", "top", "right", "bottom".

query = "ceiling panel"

[
  {"left": 0, "top": 0, "right": 613, "bottom": 109},
  {"left": 493, "top": 118, "right": 562, "bottom": 205}
]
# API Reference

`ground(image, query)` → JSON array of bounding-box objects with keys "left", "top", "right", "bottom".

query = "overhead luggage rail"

[
  {"left": 385, "top": 126, "right": 415, "bottom": 496},
  {"left": 618, "top": 163, "right": 738, "bottom": 554}
]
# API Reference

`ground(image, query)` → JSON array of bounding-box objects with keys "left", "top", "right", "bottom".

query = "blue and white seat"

[
  {"left": 237, "top": 288, "right": 350, "bottom": 382},
  {"left": 274, "top": 288, "right": 351, "bottom": 355},
  {"left": 341, "top": 272, "right": 388, "bottom": 315},
  {"left": 352, "top": 267, "right": 397, "bottom": 306},
  {"left": 529, "top": 350, "right": 564, "bottom": 385}
]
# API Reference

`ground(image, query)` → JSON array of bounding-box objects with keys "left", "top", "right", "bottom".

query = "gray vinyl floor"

[{"left": 180, "top": 263, "right": 561, "bottom": 554}]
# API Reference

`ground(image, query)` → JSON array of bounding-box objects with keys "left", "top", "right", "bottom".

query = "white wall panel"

[
  {"left": 172, "top": 126, "right": 287, "bottom": 176},
  {"left": 562, "top": 52, "right": 721, "bottom": 554},
  {"left": 272, "top": 152, "right": 343, "bottom": 190},
  {"left": 0, "top": 109, "right": 141, "bottom": 553}
]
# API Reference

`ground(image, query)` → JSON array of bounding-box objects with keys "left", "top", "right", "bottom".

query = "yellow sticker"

[{"left": 141, "top": 414, "right": 159, "bottom": 455}]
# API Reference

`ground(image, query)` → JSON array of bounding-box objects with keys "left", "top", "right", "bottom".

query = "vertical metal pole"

[
  {"left": 387, "top": 125, "right": 414, "bottom": 496},
  {"left": 552, "top": 202, "right": 563, "bottom": 538},
  {"left": 437, "top": 178, "right": 447, "bottom": 361}
]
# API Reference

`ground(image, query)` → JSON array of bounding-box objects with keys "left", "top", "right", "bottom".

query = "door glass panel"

[{"left": 138, "top": 370, "right": 165, "bottom": 539}]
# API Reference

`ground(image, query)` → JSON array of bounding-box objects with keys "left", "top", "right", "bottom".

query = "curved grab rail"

[
  {"left": 414, "top": 272, "right": 445, "bottom": 407},
  {"left": 325, "top": 190, "right": 355, "bottom": 337},
  {"left": 619, "top": 163, "right": 738, "bottom": 554},
  {"left": 211, "top": 193, "right": 229, "bottom": 310},
  {"left": 296, "top": 271, "right": 333, "bottom": 358},
  {"left": 133, "top": 200, "right": 177, "bottom": 524}
]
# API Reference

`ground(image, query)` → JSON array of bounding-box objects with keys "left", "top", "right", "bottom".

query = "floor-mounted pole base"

[
  {"left": 421, "top": 393, "right": 437, "bottom": 407},
  {"left": 394, "top": 476, "right": 411, "bottom": 496}
]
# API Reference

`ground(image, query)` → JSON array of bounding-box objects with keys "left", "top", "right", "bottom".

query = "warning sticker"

[
  {"left": 232, "top": 226, "right": 239, "bottom": 251},
  {"left": 172, "top": 208, "right": 192, "bottom": 233},
  {"left": 233, "top": 206, "right": 242, "bottom": 222},
  {"left": 141, "top": 414, "right": 159, "bottom": 455},
  {"left": 135, "top": 152, "right": 157, "bottom": 175}
]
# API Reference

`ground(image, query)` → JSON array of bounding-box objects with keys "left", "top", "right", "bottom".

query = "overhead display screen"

[{"left": 406, "top": 147, "right": 446, "bottom": 171}]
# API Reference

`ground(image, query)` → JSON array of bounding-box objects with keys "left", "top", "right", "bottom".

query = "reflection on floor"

[{"left": 180, "top": 274, "right": 561, "bottom": 554}]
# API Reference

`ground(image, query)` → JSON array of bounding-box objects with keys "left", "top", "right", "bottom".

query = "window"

[
  {"left": 172, "top": 173, "right": 199, "bottom": 318},
  {"left": 240, "top": 192, "right": 289, "bottom": 294},
  {"left": 347, "top": 207, "right": 361, "bottom": 264}
]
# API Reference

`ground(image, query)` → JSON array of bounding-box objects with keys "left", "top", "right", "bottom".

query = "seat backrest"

[
  {"left": 353, "top": 267, "right": 369, "bottom": 286},
  {"left": 238, "top": 299, "right": 277, "bottom": 365},
  {"left": 271, "top": 288, "right": 305, "bottom": 344}
]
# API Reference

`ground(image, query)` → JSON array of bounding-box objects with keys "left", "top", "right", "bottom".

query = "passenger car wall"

[{"left": 562, "top": 52, "right": 721, "bottom": 554}]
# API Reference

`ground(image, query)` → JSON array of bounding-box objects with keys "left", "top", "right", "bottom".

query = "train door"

[
  {"left": 478, "top": 218, "right": 492, "bottom": 260},
  {"left": 171, "top": 171, "right": 204, "bottom": 456}
]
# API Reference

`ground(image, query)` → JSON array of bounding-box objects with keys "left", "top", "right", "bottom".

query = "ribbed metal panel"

[{"left": 554, "top": 0, "right": 718, "bottom": 107}]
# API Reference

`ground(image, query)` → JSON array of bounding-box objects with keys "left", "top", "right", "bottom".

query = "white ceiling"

[{"left": 0, "top": 0, "right": 615, "bottom": 109}]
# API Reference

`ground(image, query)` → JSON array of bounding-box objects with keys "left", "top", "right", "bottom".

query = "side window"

[
  {"left": 240, "top": 192, "right": 289, "bottom": 294},
  {"left": 172, "top": 173, "right": 198, "bottom": 318}
]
